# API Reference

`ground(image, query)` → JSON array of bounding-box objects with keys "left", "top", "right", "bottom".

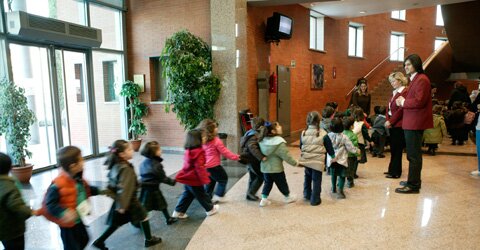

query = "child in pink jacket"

[{"left": 198, "top": 119, "right": 240, "bottom": 203}]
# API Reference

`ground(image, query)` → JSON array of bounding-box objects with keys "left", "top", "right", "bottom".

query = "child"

[
  {"left": 139, "top": 141, "right": 177, "bottom": 225},
  {"left": 93, "top": 140, "right": 161, "bottom": 249},
  {"left": 327, "top": 118, "right": 359, "bottom": 199},
  {"left": 298, "top": 111, "right": 334, "bottom": 206},
  {"left": 258, "top": 121, "right": 300, "bottom": 207},
  {"left": 342, "top": 116, "right": 360, "bottom": 188},
  {"left": 371, "top": 106, "right": 389, "bottom": 158},
  {"left": 423, "top": 105, "right": 448, "bottom": 155},
  {"left": 353, "top": 108, "right": 372, "bottom": 166},
  {"left": 320, "top": 106, "right": 335, "bottom": 133},
  {"left": 39, "top": 146, "right": 100, "bottom": 250},
  {"left": 240, "top": 117, "right": 267, "bottom": 201},
  {"left": 0, "top": 153, "right": 34, "bottom": 250},
  {"left": 198, "top": 119, "right": 240, "bottom": 203},
  {"left": 172, "top": 129, "right": 219, "bottom": 218}
]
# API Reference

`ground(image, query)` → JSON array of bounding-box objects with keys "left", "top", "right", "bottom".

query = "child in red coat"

[{"left": 172, "top": 129, "right": 219, "bottom": 219}]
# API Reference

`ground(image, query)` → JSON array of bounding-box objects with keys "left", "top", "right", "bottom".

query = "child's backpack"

[{"left": 464, "top": 111, "right": 475, "bottom": 125}]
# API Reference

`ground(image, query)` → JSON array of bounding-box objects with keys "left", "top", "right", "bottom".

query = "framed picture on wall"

[{"left": 311, "top": 64, "right": 324, "bottom": 90}]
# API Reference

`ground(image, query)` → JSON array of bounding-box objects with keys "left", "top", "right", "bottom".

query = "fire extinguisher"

[{"left": 269, "top": 72, "right": 277, "bottom": 93}]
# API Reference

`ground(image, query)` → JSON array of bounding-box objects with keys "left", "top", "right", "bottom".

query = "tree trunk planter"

[
  {"left": 11, "top": 164, "right": 34, "bottom": 183},
  {"left": 130, "top": 139, "right": 142, "bottom": 152}
]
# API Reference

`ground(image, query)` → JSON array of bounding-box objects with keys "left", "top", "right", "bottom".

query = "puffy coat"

[
  {"left": 176, "top": 148, "right": 211, "bottom": 186},
  {"left": 423, "top": 114, "right": 448, "bottom": 144}
]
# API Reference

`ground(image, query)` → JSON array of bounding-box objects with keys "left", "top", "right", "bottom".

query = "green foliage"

[
  {"left": 0, "top": 79, "right": 36, "bottom": 166},
  {"left": 120, "top": 80, "right": 148, "bottom": 140},
  {"left": 161, "top": 30, "right": 221, "bottom": 130}
]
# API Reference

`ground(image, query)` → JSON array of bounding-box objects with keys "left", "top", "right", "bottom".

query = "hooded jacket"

[
  {"left": 240, "top": 129, "right": 265, "bottom": 166},
  {"left": 176, "top": 148, "right": 211, "bottom": 186},
  {"left": 203, "top": 137, "right": 240, "bottom": 168},
  {"left": 259, "top": 136, "right": 298, "bottom": 173},
  {"left": 326, "top": 132, "right": 359, "bottom": 167},
  {"left": 423, "top": 114, "right": 448, "bottom": 144},
  {"left": 0, "top": 175, "right": 31, "bottom": 240}
]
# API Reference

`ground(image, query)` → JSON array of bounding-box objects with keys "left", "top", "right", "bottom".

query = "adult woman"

[
  {"left": 384, "top": 72, "right": 408, "bottom": 179},
  {"left": 395, "top": 54, "right": 433, "bottom": 194},
  {"left": 351, "top": 78, "right": 371, "bottom": 116}
]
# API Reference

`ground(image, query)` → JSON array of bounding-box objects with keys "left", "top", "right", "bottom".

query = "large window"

[
  {"left": 391, "top": 10, "right": 406, "bottom": 20},
  {"left": 436, "top": 5, "right": 444, "bottom": 26},
  {"left": 90, "top": 3, "right": 123, "bottom": 50},
  {"left": 434, "top": 37, "right": 448, "bottom": 51},
  {"left": 150, "top": 57, "right": 168, "bottom": 102},
  {"left": 309, "top": 11, "right": 324, "bottom": 51},
  {"left": 390, "top": 32, "right": 405, "bottom": 61},
  {"left": 93, "top": 52, "right": 124, "bottom": 153},
  {"left": 4, "top": 0, "right": 87, "bottom": 25},
  {"left": 0, "top": 38, "right": 6, "bottom": 80},
  {"left": 348, "top": 23, "right": 363, "bottom": 57}
]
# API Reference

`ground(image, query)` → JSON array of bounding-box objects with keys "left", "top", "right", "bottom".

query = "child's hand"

[
  {"left": 116, "top": 208, "right": 126, "bottom": 214},
  {"left": 331, "top": 157, "right": 337, "bottom": 163},
  {"left": 262, "top": 157, "right": 267, "bottom": 161},
  {"left": 32, "top": 209, "right": 40, "bottom": 216},
  {"left": 61, "top": 209, "right": 78, "bottom": 224}
]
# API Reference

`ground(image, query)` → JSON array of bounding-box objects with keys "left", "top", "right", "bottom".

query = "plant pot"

[
  {"left": 11, "top": 164, "right": 34, "bottom": 184},
  {"left": 130, "top": 139, "right": 142, "bottom": 152}
]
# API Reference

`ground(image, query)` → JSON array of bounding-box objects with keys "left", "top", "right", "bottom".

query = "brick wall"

[
  {"left": 247, "top": 4, "right": 444, "bottom": 132},
  {"left": 125, "top": 0, "right": 211, "bottom": 147}
]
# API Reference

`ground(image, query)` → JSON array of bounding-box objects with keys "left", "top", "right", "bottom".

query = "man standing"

[{"left": 395, "top": 54, "right": 433, "bottom": 194}]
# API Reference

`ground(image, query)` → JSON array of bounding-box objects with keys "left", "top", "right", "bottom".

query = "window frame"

[
  {"left": 390, "top": 31, "right": 406, "bottom": 62},
  {"left": 434, "top": 37, "right": 448, "bottom": 51},
  {"left": 348, "top": 22, "right": 363, "bottom": 58},
  {"left": 391, "top": 10, "right": 406, "bottom": 21},
  {"left": 149, "top": 56, "right": 170, "bottom": 104},
  {"left": 102, "top": 60, "right": 118, "bottom": 102},
  {"left": 309, "top": 11, "right": 325, "bottom": 52}
]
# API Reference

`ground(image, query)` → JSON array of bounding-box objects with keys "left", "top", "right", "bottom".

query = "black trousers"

[
  {"left": 388, "top": 127, "right": 405, "bottom": 176},
  {"left": 205, "top": 165, "right": 228, "bottom": 197},
  {"left": 60, "top": 222, "right": 89, "bottom": 250},
  {"left": 372, "top": 132, "right": 386, "bottom": 155},
  {"left": 2, "top": 235, "right": 25, "bottom": 250},
  {"left": 247, "top": 163, "right": 264, "bottom": 196},
  {"left": 404, "top": 130, "right": 424, "bottom": 189},
  {"left": 262, "top": 172, "right": 290, "bottom": 197}
]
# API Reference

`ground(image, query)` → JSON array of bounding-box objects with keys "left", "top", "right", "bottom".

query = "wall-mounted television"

[{"left": 265, "top": 12, "right": 293, "bottom": 41}]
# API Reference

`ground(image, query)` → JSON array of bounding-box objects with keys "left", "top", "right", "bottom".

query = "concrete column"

[{"left": 210, "top": 0, "right": 247, "bottom": 153}]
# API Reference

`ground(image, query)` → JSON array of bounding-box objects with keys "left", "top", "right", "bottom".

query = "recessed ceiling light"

[{"left": 359, "top": 11, "right": 366, "bottom": 14}]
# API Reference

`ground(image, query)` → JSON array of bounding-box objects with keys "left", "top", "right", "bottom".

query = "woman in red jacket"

[
  {"left": 384, "top": 72, "right": 408, "bottom": 179},
  {"left": 172, "top": 129, "right": 219, "bottom": 219},
  {"left": 395, "top": 54, "right": 433, "bottom": 194}
]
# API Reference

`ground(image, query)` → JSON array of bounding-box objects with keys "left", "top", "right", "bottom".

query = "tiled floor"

[
  {"left": 4, "top": 138, "right": 479, "bottom": 250},
  {"left": 187, "top": 140, "right": 480, "bottom": 249}
]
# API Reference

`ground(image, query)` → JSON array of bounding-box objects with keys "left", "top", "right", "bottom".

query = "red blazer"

[
  {"left": 176, "top": 148, "right": 211, "bottom": 186},
  {"left": 386, "top": 87, "right": 408, "bottom": 128},
  {"left": 402, "top": 73, "right": 433, "bottom": 130}
]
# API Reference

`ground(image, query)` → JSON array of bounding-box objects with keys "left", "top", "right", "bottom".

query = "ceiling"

[{"left": 247, "top": 0, "right": 475, "bottom": 19}]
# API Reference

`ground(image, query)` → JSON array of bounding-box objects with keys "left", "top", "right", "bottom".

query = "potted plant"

[
  {"left": 0, "top": 79, "right": 36, "bottom": 183},
  {"left": 120, "top": 80, "right": 149, "bottom": 151},
  {"left": 161, "top": 30, "right": 221, "bottom": 129}
]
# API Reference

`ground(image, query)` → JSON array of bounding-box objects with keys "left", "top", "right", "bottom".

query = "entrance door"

[
  {"left": 55, "top": 49, "right": 93, "bottom": 155},
  {"left": 276, "top": 65, "right": 291, "bottom": 136}
]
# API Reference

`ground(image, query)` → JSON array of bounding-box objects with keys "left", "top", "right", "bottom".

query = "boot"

[
  {"left": 141, "top": 220, "right": 162, "bottom": 247},
  {"left": 337, "top": 190, "right": 346, "bottom": 199}
]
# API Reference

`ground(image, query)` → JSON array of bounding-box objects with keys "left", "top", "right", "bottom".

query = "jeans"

[
  {"left": 60, "top": 222, "right": 89, "bottom": 250},
  {"left": 476, "top": 130, "right": 480, "bottom": 171},
  {"left": 247, "top": 163, "right": 264, "bottom": 197},
  {"left": 262, "top": 172, "right": 290, "bottom": 197},
  {"left": 404, "top": 130, "right": 424, "bottom": 189},
  {"left": 175, "top": 185, "right": 214, "bottom": 213},
  {"left": 205, "top": 165, "right": 228, "bottom": 197},
  {"left": 303, "top": 168, "right": 322, "bottom": 205},
  {"left": 2, "top": 235, "right": 25, "bottom": 250},
  {"left": 388, "top": 127, "right": 405, "bottom": 176}
]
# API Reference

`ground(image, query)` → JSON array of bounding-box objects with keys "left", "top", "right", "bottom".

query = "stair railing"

[
  {"left": 423, "top": 41, "right": 449, "bottom": 69},
  {"left": 345, "top": 47, "right": 408, "bottom": 99}
]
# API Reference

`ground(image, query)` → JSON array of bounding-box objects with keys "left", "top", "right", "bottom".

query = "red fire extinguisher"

[{"left": 269, "top": 72, "right": 277, "bottom": 93}]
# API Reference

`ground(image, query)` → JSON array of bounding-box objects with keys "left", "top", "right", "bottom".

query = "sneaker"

[
  {"left": 471, "top": 170, "right": 480, "bottom": 176},
  {"left": 246, "top": 194, "right": 260, "bottom": 201},
  {"left": 206, "top": 204, "right": 220, "bottom": 216},
  {"left": 259, "top": 198, "right": 271, "bottom": 207},
  {"left": 144, "top": 236, "right": 162, "bottom": 247},
  {"left": 284, "top": 195, "right": 297, "bottom": 204},
  {"left": 211, "top": 195, "right": 225, "bottom": 204},
  {"left": 171, "top": 211, "right": 189, "bottom": 219},
  {"left": 92, "top": 241, "right": 108, "bottom": 250}
]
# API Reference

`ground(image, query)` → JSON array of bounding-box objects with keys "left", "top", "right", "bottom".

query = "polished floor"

[
  {"left": 187, "top": 140, "right": 480, "bottom": 249},
  {"left": 4, "top": 139, "right": 479, "bottom": 249}
]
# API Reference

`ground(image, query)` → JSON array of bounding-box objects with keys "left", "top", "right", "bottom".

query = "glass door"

[
  {"left": 9, "top": 44, "right": 57, "bottom": 169},
  {"left": 55, "top": 49, "right": 93, "bottom": 156}
]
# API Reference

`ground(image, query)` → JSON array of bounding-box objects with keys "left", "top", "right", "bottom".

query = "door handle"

[{"left": 278, "top": 99, "right": 283, "bottom": 108}]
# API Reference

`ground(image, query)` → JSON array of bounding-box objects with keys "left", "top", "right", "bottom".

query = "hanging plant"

[{"left": 161, "top": 30, "right": 221, "bottom": 130}]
